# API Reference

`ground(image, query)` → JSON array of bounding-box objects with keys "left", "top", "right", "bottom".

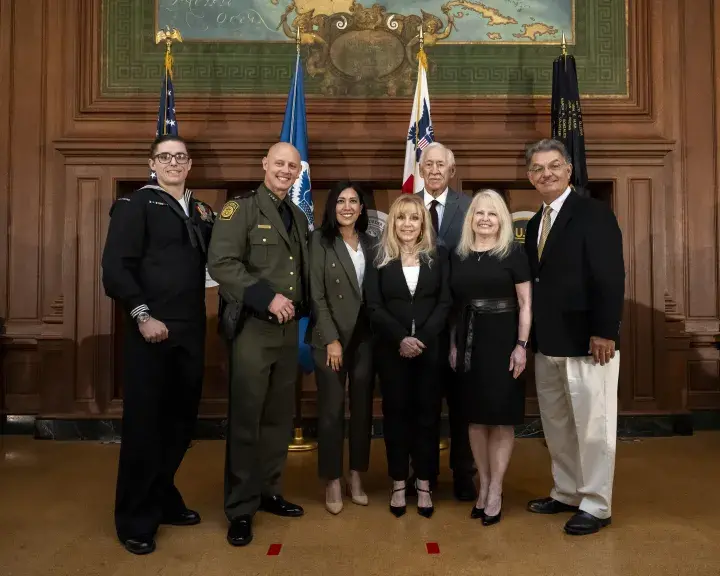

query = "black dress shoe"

[
  {"left": 453, "top": 474, "right": 477, "bottom": 502},
  {"left": 259, "top": 495, "right": 304, "bottom": 517},
  {"left": 123, "top": 537, "right": 156, "bottom": 555},
  {"left": 227, "top": 515, "right": 253, "bottom": 547},
  {"left": 527, "top": 497, "right": 579, "bottom": 515},
  {"left": 564, "top": 511, "right": 611, "bottom": 536},
  {"left": 161, "top": 508, "right": 201, "bottom": 526}
]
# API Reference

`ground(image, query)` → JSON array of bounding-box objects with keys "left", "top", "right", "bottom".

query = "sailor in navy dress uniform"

[{"left": 101, "top": 135, "right": 214, "bottom": 555}]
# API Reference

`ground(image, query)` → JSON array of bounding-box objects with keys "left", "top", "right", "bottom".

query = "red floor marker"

[
  {"left": 267, "top": 544, "right": 282, "bottom": 556},
  {"left": 426, "top": 542, "right": 440, "bottom": 555}
]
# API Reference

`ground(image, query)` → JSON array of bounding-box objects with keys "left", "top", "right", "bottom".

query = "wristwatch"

[
  {"left": 516, "top": 339, "right": 528, "bottom": 349},
  {"left": 136, "top": 311, "right": 151, "bottom": 324}
]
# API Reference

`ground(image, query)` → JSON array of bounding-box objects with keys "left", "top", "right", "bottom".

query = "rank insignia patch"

[{"left": 220, "top": 201, "right": 240, "bottom": 220}]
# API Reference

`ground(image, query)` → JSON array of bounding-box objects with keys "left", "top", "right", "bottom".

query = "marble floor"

[{"left": 1, "top": 433, "right": 719, "bottom": 576}]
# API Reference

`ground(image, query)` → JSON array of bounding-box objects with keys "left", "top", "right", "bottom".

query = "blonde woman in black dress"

[{"left": 449, "top": 189, "right": 532, "bottom": 525}]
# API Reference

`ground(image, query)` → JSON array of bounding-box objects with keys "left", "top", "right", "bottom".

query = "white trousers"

[{"left": 535, "top": 352, "right": 620, "bottom": 519}]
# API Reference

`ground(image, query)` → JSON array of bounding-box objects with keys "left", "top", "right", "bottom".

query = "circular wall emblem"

[
  {"left": 366, "top": 209, "right": 387, "bottom": 239},
  {"left": 511, "top": 210, "right": 536, "bottom": 244}
]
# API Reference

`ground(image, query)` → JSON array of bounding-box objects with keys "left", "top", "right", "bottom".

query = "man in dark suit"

[
  {"left": 414, "top": 142, "right": 475, "bottom": 501},
  {"left": 523, "top": 139, "right": 625, "bottom": 536}
]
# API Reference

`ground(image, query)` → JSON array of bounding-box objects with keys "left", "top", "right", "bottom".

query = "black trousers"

[
  {"left": 443, "top": 355, "right": 475, "bottom": 477},
  {"left": 313, "top": 331, "right": 374, "bottom": 480},
  {"left": 377, "top": 339, "right": 442, "bottom": 482},
  {"left": 115, "top": 319, "right": 205, "bottom": 543}
]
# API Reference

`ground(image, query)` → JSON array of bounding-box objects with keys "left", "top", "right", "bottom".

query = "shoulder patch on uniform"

[
  {"left": 219, "top": 200, "right": 240, "bottom": 220},
  {"left": 196, "top": 201, "right": 215, "bottom": 222},
  {"left": 232, "top": 189, "right": 257, "bottom": 200}
]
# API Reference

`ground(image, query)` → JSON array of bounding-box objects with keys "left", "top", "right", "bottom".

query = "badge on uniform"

[
  {"left": 220, "top": 201, "right": 239, "bottom": 220},
  {"left": 196, "top": 203, "right": 214, "bottom": 222}
]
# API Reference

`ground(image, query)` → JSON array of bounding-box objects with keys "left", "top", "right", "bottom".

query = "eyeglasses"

[
  {"left": 528, "top": 162, "right": 567, "bottom": 175},
  {"left": 153, "top": 152, "right": 189, "bottom": 164}
]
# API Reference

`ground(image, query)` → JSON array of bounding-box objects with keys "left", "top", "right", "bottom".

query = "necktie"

[
  {"left": 429, "top": 200, "right": 439, "bottom": 236},
  {"left": 537, "top": 205, "right": 553, "bottom": 259},
  {"left": 278, "top": 201, "right": 292, "bottom": 233}
]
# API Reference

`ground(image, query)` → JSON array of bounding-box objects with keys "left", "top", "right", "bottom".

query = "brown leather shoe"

[{"left": 527, "top": 497, "right": 579, "bottom": 514}]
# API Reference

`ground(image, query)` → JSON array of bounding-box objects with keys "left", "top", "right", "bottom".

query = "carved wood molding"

[
  {"left": 42, "top": 295, "right": 64, "bottom": 325},
  {"left": 54, "top": 137, "right": 675, "bottom": 163},
  {"left": 75, "top": 0, "right": 651, "bottom": 121}
]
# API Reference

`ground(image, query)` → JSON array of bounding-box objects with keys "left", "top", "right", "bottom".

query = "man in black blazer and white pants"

[
  {"left": 414, "top": 142, "right": 475, "bottom": 501},
  {"left": 523, "top": 139, "right": 625, "bottom": 536}
]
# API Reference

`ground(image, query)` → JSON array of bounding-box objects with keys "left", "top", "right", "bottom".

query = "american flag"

[{"left": 149, "top": 63, "right": 178, "bottom": 182}]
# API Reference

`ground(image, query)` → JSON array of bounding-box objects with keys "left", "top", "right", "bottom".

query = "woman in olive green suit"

[{"left": 308, "top": 181, "right": 376, "bottom": 515}]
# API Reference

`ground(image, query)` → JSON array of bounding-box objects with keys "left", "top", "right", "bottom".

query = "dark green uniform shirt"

[{"left": 207, "top": 183, "right": 310, "bottom": 317}]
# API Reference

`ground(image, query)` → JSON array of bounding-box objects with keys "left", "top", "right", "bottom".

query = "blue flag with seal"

[
  {"left": 149, "top": 49, "right": 178, "bottom": 183},
  {"left": 280, "top": 50, "right": 314, "bottom": 374}
]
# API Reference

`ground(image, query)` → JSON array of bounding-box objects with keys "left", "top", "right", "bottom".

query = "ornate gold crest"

[{"left": 276, "top": 1, "right": 454, "bottom": 96}]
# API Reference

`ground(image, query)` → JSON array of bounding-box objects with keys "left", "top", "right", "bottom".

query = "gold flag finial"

[
  {"left": 155, "top": 26, "right": 183, "bottom": 77},
  {"left": 419, "top": 23, "right": 424, "bottom": 50},
  {"left": 561, "top": 31, "right": 567, "bottom": 57},
  {"left": 296, "top": 22, "right": 300, "bottom": 53}
]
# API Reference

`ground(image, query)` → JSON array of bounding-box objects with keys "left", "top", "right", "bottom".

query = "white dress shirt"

[
  {"left": 424, "top": 188, "right": 449, "bottom": 230},
  {"left": 537, "top": 186, "right": 572, "bottom": 245},
  {"left": 402, "top": 265, "right": 420, "bottom": 296},
  {"left": 344, "top": 240, "right": 365, "bottom": 288}
]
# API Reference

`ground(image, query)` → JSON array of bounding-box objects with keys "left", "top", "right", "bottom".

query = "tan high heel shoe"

[
  {"left": 346, "top": 477, "right": 369, "bottom": 506},
  {"left": 325, "top": 481, "right": 343, "bottom": 515}
]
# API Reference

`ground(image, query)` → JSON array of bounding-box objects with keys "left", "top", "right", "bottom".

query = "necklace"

[{"left": 474, "top": 246, "right": 493, "bottom": 261}]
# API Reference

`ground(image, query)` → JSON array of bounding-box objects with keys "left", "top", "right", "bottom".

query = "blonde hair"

[
  {"left": 457, "top": 189, "right": 515, "bottom": 260},
  {"left": 375, "top": 195, "right": 436, "bottom": 268}
]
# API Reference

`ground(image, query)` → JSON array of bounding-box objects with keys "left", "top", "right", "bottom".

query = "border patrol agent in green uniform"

[{"left": 207, "top": 142, "right": 310, "bottom": 547}]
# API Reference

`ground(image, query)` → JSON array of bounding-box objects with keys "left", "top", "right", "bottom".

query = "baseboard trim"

[{"left": 0, "top": 412, "right": 707, "bottom": 441}]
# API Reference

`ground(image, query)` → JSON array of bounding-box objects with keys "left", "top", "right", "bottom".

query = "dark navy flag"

[
  {"left": 551, "top": 53, "right": 588, "bottom": 193},
  {"left": 149, "top": 64, "right": 178, "bottom": 182},
  {"left": 280, "top": 50, "right": 314, "bottom": 374}
]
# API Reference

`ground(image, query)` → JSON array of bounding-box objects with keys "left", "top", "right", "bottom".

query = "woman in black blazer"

[
  {"left": 308, "top": 181, "right": 376, "bottom": 515},
  {"left": 365, "top": 194, "right": 452, "bottom": 518}
]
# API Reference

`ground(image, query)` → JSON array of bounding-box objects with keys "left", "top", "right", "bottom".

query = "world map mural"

[{"left": 156, "top": 0, "right": 574, "bottom": 44}]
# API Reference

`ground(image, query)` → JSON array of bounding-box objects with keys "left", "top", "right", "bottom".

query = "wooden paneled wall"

[{"left": 1, "top": 0, "right": 719, "bottom": 421}]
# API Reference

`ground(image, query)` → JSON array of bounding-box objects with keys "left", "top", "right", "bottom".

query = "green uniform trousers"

[{"left": 224, "top": 316, "right": 298, "bottom": 519}]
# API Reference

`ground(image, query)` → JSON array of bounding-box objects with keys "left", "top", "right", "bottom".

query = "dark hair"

[
  {"left": 320, "top": 181, "right": 369, "bottom": 242},
  {"left": 150, "top": 134, "right": 188, "bottom": 158},
  {"left": 524, "top": 138, "right": 572, "bottom": 167}
]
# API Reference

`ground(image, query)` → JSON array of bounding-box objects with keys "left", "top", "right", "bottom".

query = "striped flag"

[{"left": 402, "top": 49, "right": 434, "bottom": 194}]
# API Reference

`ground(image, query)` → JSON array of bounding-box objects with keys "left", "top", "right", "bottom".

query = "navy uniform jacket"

[{"left": 101, "top": 185, "right": 215, "bottom": 324}]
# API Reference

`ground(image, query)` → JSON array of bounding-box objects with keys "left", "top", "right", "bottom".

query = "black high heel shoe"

[
  {"left": 415, "top": 481, "right": 434, "bottom": 518},
  {"left": 470, "top": 505, "right": 486, "bottom": 519},
  {"left": 389, "top": 485, "right": 406, "bottom": 518},
  {"left": 482, "top": 494, "right": 502, "bottom": 526}
]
